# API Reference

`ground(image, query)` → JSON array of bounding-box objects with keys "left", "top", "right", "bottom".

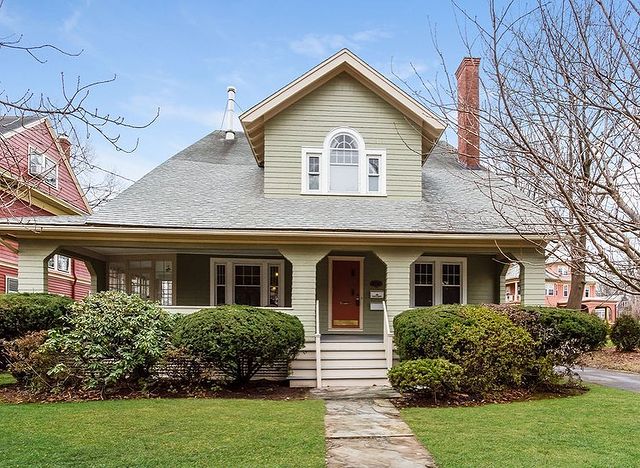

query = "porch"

[{"left": 15, "top": 239, "right": 546, "bottom": 387}]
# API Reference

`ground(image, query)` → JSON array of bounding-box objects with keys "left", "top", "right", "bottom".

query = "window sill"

[{"left": 300, "top": 191, "right": 387, "bottom": 197}]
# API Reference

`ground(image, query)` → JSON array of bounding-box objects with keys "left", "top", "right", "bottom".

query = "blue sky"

[{"left": 0, "top": 0, "right": 487, "bottom": 183}]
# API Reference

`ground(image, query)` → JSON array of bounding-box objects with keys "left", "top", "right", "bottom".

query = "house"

[
  {"left": 0, "top": 50, "right": 546, "bottom": 387},
  {"left": 0, "top": 116, "right": 92, "bottom": 299},
  {"left": 505, "top": 260, "right": 619, "bottom": 322}
]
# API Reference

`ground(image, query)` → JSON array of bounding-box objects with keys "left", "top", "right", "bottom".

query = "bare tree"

[
  {"left": 407, "top": 0, "right": 639, "bottom": 305},
  {"left": 0, "top": 0, "right": 157, "bottom": 215}
]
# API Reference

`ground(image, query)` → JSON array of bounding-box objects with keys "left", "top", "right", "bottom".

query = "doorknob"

[{"left": 355, "top": 295, "right": 360, "bottom": 306}]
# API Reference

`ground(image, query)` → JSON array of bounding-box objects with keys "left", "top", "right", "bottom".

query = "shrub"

[
  {"left": 388, "top": 358, "right": 463, "bottom": 398},
  {"left": 611, "top": 315, "right": 640, "bottom": 352},
  {"left": 45, "top": 291, "right": 174, "bottom": 390},
  {"left": 0, "top": 293, "right": 73, "bottom": 371},
  {"left": 393, "top": 305, "right": 468, "bottom": 360},
  {"left": 173, "top": 305, "right": 305, "bottom": 385},
  {"left": 490, "top": 304, "right": 608, "bottom": 368},
  {"left": 3, "top": 331, "right": 76, "bottom": 390},
  {"left": 444, "top": 307, "right": 538, "bottom": 393}
]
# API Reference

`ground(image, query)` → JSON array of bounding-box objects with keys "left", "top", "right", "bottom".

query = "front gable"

[{"left": 264, "top": 73, "right": 424, "bottom": 199}]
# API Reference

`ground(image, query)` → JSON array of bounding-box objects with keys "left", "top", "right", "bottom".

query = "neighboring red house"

[
  {"left": 505, "top": 261, "right": 619, "bottom": 322},
  {"left": 0, "top": 116, "right": 92, "bottom": 299}
]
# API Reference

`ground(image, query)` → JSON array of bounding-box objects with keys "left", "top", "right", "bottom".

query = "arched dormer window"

[{"left": 301, "top": 128, "right": 386, "bottom": 196}]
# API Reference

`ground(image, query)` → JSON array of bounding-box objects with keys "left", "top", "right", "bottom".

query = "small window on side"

[
  {"left": 6, "top": 277, "right": 18, "bottom": 293},
  {"left": 367, "top": 156, "right": 380, "bottom": 193},
  {"left": 307, "top": 154, "right": 320, "bottom": 191}
]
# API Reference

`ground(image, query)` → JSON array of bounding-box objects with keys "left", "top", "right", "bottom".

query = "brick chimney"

[
  {"left": 455, "top": 57, "right": 481, "bottom": 169},
  {"left": 58, "top": 134, "right": 71, "bottom": 158}
]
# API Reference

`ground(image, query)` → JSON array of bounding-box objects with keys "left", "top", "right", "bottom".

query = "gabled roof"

[
  {"left": 240, "top": 49, "right": 446, "bottom": 166},
  {"left": 0, "top": 116, "right": 44, "bottom": 136}
]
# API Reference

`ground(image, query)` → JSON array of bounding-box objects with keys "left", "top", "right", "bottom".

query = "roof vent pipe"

[{"left": 225, "top": 86, "right": 236, "bottom": 140}]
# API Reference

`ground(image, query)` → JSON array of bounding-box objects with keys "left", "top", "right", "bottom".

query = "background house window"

[
  {"left": 558, "top": 265, "right": 569, "bottom": 276},
  {"left": 215, "top": 264, "right": 226, "bottom": 305},
  {"left": 546, "top": 284, "right": 555, "bottom": 296},
  {"left": 329, "top": 133, "right": 359, "bottom": 192},
  {"left": 584, "top": 286, "right": 590, "bottom": 298},
  {"left": 234, "top": 265, "right": 261, "bottom": 306},
  {"left": 563, "top": 284, "right": 569, "bottom": 297},
  {"left": 442, "top": 263, "right": 462, "bottom": 304},
  {"left": 5, "top": 277, "right": 18, "bottom": 293},
  {"left": 28, "top": 149, "right": 58, "bottom": 187},
  {"left": 413, "top": 263, "right": 434, "bottom": 307}
]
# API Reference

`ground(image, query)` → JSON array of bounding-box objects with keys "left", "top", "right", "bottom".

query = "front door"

[{"left": 330, "top": 259, "right": 361, "bottom": 329}]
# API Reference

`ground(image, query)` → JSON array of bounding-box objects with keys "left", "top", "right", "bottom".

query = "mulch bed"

[
  {"left": 393, "top": 384, "right": 587, "bottom": 409},
  {"left": 0, "top": 379, "right": 311, "bottom": 404},
  {"left": 579, "top": 348, "right": 640, "bottom": 374}
]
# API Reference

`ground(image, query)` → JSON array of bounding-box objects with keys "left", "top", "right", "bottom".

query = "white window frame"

[
  {"left": 5, "top": 276, "right": 18, "bottom": 293},
  {"left": 48, "top": 254, "right": 71, "bottom": 274},
  {"left": 106, "top": 256, "right": 176, "bottom": 305},
  {"left": 210, "top": 258, "right": 285, "bottom": 308},
  {"left": 584, "top": 286, "right": 590, "bottom": 298},
  {"left": 301, "top": 127, "right": 386, "bottom": 196},
  {"left": 28, "top": 146, "right": 58, "bottom": 188},
  {"left": 545, "top": 284, "right": 555, "bottom": 296},
  {"left": 563, "top": 284, "right": 569, "bottom": 297},
  {"left": 410, "top": 256, "right": 467, "bottom": 307}
]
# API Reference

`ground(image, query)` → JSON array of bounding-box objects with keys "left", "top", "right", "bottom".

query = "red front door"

[{"left": 331, "top": 260, "right": 361, "bottom": 329}]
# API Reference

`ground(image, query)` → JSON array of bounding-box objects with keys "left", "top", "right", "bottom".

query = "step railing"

[
  {"left": 314, "top": 299, "right": 322, "bottom": 388},
  {"left": 382, "top": 300, "right": 393, "bottom": 370}
]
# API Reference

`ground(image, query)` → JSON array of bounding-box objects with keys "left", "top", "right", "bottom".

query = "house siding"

[
  {"left": 176, "top": 254, "right": 210, "bottom": 306},
  {"left": 466, "top": 254, "right": 500, "bottom": 304},
  {"left": 263, "top": 73, "right": 423, "bottom": 199}
]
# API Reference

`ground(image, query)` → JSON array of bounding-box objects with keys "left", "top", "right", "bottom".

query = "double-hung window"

[
  {"left": 28, "top": 148, "right": 58, "bottom": 188},
  {"left": 563, "top": 284, "right": 569, "bottom": 297},
  {"left": 302, "top": 128, "right": 386, "bottom": 196},
  {"left": 5, "top": 277, "right": 18, "bottom": 293},
  {"left": 545, "top": 284, "right": 555, "bottom": 296},
  {"left": 48, "top": 254, "right": 71, "bottom": 273},
  {"left": 212, "top": 259, "right": 285, "bottom": 308},
  {"left": 411, "top": 257, "right": 466, "bottom": 306}
]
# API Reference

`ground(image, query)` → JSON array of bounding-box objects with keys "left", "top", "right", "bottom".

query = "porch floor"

[{"left": 320, "top": 334, "right": 383, "bottom": 343}]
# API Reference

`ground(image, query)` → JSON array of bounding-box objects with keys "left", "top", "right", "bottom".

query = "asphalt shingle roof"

[
  {"left": 0, "top": 116, "right": 42, "bottom": 134},
  {"left": 2, "top": 130, "right": 542, "bottom": 234}
]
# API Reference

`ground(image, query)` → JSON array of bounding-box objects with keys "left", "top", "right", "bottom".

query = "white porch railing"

[
  {"left": 314, "top": 299, "right": 322, "bottom": 388},
  {"left": 382, "top": 300, "right": 393, "bottom": 370}
]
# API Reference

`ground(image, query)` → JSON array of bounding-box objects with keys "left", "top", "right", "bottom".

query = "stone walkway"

[
  {"left": 312, "top": 387, "right": 436, "bottom": 467},
  {"left": 574, "top": 366, "right": 640, "bottom": 393}
]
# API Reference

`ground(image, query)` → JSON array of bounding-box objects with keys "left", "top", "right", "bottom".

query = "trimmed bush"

[
  {"left": 393, "top": 305, "right": 468, "bottom": 360},
  {"left": 491, "top": 304, "right": 608, "bottom": 367},
  {"left": 45, "top": 291, "right": 174, "bottom": 390},
  {"left": 611, "top": 315, "right": 640, "bottom": 352},
  {"left": 388, "top": 358, "right": 462, "bottom": 398},
  {"left": 173, "top": 305, "right": 305, "bottom": 385},
  {"left": 0, "top": 293, "right": 72, "bottom": 341}
]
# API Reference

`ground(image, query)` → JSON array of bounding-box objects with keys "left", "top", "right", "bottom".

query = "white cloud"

[{"left": 289, "top": 28, "right": 391, "bottom": 58}]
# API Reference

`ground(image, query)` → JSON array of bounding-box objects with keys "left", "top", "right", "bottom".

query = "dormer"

[{"left": 240, "top": 49, "right": 446, "bottom": 199}]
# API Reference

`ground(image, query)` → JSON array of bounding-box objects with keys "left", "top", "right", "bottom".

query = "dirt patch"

[
  {"left": 0, "top": 379, "right": 311, "bottom": 404},
  {"left": 579, "top": 348, "right": 640, "bottom": 373},
  {"left": 393, "top": 384, "right": 587, "bottom": 409}
]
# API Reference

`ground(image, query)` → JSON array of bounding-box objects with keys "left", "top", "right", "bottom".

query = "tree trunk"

[{"left": 566, "top": 235, "right": 587, "bottom": 310}]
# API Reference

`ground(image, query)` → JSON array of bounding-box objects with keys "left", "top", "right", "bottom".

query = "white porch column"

[
  {"left": 17, "top": 240, "right": 59, "bottom": 293},
  {"left": 374, "top": 247, "right": 424, "bottom": 331},
  {"left": 279, "top": 246, "right": 332, "bottom": 337},
  {"left": 516, "top": 248, "right": 546, "bottom": 306}
]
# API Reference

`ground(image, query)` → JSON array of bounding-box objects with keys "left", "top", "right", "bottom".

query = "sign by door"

[{"left": 330, "top": 259, "right": 361, "bottom": 329}]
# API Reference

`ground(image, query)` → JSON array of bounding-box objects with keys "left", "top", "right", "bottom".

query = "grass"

[
  {"left": 0, "top": 394, "right": 325, "bottom": 467},
  {"left": 401, "top": 385, "right": 640, "bottom": 467},
  {"left": 0, "top": 372, "right": 16, "bottom": 386}
]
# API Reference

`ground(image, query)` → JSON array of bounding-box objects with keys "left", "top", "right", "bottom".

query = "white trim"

[
  {"left": 410, "top": 256, "right": 468, "bottom": 306},
  {"left": 301, "top": 128, "right": 387, "bottom": 196},
  {"left": 328, "top": 256, "right": 364, "bottom": 332},
  {"left": 5, "top": 276, "right": 18, "bottom": 293},
  {"left": 210, "top": 257, "right": 285, "bottom": 308}
]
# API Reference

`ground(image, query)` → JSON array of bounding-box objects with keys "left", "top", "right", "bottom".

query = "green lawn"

[
  {"left": 0, "top": 395, "right": 325, "bottom": 467},
  {"left": 401, "top": 385, "right": 640, "bottom": 467}
]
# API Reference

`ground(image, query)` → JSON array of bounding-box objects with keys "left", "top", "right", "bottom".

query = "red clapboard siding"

[
  {"left": 0, "top": 241, "right": 19, "bottom": 265},
  {"left": 0, "top": 265, "right": 19, "bottom": 294},
  {"left": 0, "top": 121, "right": 88, "bottom": 214}
]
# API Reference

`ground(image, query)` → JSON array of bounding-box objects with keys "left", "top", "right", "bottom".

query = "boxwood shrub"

[
  {"left": 610, "top": 315, "right": 640, "bottom": 352},
  {"left": 0, "top": 293, "right": 72, "bottom": 341},
  {"left": 173, "top": 305, "right": 305, "bottom": 385},
  {"left": 388, "top": 358, "right": 463, "bottom": 399}
]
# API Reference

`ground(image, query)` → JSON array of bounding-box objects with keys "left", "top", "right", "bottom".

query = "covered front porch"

[{"left": 15, "top": 237, "right": 546, "bottom": 387}]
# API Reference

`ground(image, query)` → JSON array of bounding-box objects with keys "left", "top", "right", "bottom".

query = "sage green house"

[{"left": 0, "top": 50, "right": 546, "bottom": 387}]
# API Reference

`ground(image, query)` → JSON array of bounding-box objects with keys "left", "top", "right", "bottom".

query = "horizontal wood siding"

[
  {"left": 176, "top": 254, "right": 211, "bottom": 306},
  {"left": 517, "top": 248, "right": 546, "bottom": 305},
  {"left": 264, "top": 73, "right": 423, "bottom": 199},
  {"left": 17, "top": 240, "right": 58, "bottom": 293},
  {"left": 466, "top": 254, "right": 500, "bottom": 304}
]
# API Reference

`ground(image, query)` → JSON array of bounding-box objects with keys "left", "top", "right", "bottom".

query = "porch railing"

[
  {"left": 315, "top": 299, "right": 322, "bottom": 388},
  {"left": 382, "top": 300, "right": 393, "bottom": 370}
]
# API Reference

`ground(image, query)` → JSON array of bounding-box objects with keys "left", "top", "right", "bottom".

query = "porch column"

[
  {"left": 496, "top": 261, "right": 509, "bottom": 304},
  {"left": 279, "top": 246, "right": 332, "bottom": 337},
  {"left": 17, "top": 240, "right": 59, "bottom": 293},
  {"left": 516, "top": 248, "right": 546, "bottom": 306},
  {"left": 374, "top": 248, "right": 424, "bottom": 331},
  {"left": 84, "top": 258, "right": 107, "bottom": 294}
]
